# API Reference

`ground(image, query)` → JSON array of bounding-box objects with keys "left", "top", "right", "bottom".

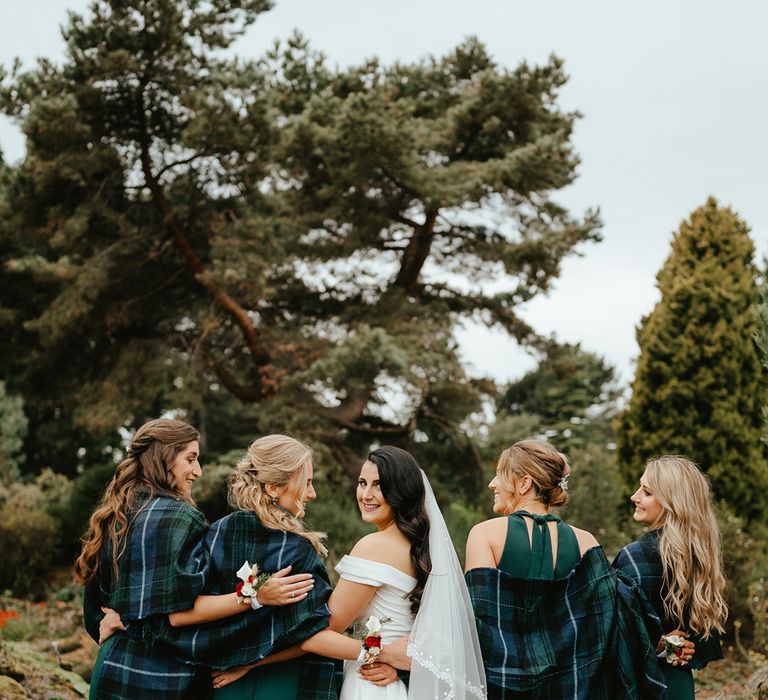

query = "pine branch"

[
  {"left": 135, "top": 81, "right": 271, "bottom": 392},
  {"left": 392, "top": 209, "right": 438, "bottom": 292}
]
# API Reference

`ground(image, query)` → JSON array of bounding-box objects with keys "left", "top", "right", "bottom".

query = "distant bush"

[
  {"left": 718, "top": 503, "right": 768, "bottom": 648},
  {"left": 443, "top": 501, "right": 486, "bottom": 567},
  {"left": 53, "top": 463, "right": 115, "bottom": 563},
  {"left": 194, "top": 456, "right": 238, "bottom": 523},
  {"left": 0, "top": 498, "right": 59, "bottom": 598},
  {"left": 559, "top": 444, "right": 634, "bottom": 557},
  {"left": 0, "top": 614, "right": 48, "bottom": 641},
  {"left": 0, "top": 470, "right": 73, "bottom": 597}
]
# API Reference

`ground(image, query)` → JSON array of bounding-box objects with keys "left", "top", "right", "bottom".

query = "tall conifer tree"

[{"left": 617, "top": 198, "right": 768, "bottom": 526}]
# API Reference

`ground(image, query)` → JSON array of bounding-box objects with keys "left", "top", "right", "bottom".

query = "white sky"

[{"left": 2, "top": 0, "right": 767, "bottom": 386}]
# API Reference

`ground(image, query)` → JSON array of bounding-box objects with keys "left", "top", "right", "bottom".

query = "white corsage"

[
  {"left": 235, "top": 561, "right": 271, "bottom": 608},
  {"left": 661, "top": 634, "right": 686, "bottom": 664},
  {"left": 359, "top": 615, "right": 392, "bottom": 664}
]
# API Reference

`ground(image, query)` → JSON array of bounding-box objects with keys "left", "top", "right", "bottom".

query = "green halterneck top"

[{"left": 497, "top": 510, "right": 581, "bottom": 579}]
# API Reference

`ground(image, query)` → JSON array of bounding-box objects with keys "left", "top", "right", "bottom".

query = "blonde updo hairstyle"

[
  {"left": 643, "top": 456, "right": 727, "bottom": 636},
  {"left": 229, "top": 434, "right": 327, "bottom": 556},
  {"left": 497, "top": 439, "right": 569, "bottom": 511}
]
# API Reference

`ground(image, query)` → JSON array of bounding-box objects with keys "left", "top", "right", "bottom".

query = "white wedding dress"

[{"left": 336, "top": 554, "right": 415, "bottom": 700}]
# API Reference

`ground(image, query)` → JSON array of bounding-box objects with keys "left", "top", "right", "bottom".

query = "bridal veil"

[{"left": 407, "top": 471, "right": 486, "bottom": 699}]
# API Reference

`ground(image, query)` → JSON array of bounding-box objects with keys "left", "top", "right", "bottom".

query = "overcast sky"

[{"left": 2, "top": 1, "right": 767, "bottom": 386}]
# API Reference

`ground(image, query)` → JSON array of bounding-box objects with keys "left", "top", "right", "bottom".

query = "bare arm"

[
  {"left": 571, "top": 526, "right": 600, "bottom": 555},
  {"left": 168, "top": 566, "right": 314, "bottom": 627},
  {"left": 300, "top": 627, "right": 362, "bottom": 658},
  {"left": 327, "top": 576, "right": 378, "bottom": 632},
  {"left": 168, "top": 592, "right": 246, "bottom": 627},
  {"left": 258, "top": 566, "right": 380, "bottom": 664},
  {"left": 465, "top": 522, "right": 497, "bottom": 571},
  {"left": 263, "top": 578, "right": 378, "bottom": 660},
  {"left": 377, "top": 635, "right": 411, "bottom": 670}
]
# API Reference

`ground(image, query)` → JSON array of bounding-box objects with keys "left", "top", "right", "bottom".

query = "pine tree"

[
  {"left": 0, "top": 1, "right": 599, "bottom": 494},
  {"left": 617, "top": 198, "right": 768, "bottom": 527}
]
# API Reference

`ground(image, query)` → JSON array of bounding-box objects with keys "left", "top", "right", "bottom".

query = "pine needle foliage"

[
  {"left": 0, "top": 1, "right": 599, "bottom": 494},
  {"left": 617, "top": 198, "right": 768, "bottom": 528}
]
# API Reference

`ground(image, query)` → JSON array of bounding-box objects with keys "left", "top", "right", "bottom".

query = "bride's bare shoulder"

[{"left": 349, "top": 530, "right": 413, "bottom": 574}]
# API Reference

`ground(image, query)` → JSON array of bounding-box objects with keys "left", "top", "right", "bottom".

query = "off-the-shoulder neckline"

[{"left": 338, "top": 554, "right": 417, "bottom": 583}]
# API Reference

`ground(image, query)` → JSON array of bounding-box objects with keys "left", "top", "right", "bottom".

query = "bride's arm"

[
  {"left": 327, "top": 577, "right": 378, "bottom": 632},
  {"left": 299, "top": 578, "right": 378, "bottom": 657},
  {"left": 257, "top": 577, "right": 379, "bottom": 665}
]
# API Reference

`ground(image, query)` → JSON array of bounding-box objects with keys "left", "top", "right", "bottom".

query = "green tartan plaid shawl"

[
  {"left": 83, "top": 495, "right": 211, "bottom": 700},
  {"left": 613, "top": 530, "right": 724, "bottom": 670},
  {"left": 87, "top": 495, "right": 209, "bottom": 628},
  {"left": 466, "top": 546, "right": 667, "bottom": 700},
  {"left": 144, "top": 510, "right": 342, "bottom": 699}
]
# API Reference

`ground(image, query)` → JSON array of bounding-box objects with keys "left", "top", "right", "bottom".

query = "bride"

[{"left": 214, "top": 445, "right": 486, "bottom": 699}]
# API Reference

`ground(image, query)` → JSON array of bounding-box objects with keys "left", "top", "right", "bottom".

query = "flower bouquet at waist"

[
  {"left": 234, "top": 561, "right": 271, "bottom": 604},
  {"left": 661, "top": 634, "right": 686, "bottom": 663},
  {"left": 360, "top": 615, "right": 392, "bottom": 664}
]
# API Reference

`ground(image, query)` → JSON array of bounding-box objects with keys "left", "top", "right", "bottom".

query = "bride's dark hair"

[{"left": 367, "top": 445, "right": 431, "bottom": 617}]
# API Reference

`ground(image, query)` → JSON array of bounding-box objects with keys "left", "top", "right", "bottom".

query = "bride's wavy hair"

[
  {"left": 644, "top": 456, "right": 728, "bottom": 637},
  {"left": 74, "top": 418, "right": 200, "bottom": 586},
  {"left": 367, "top": 446, "right": 431, "bottom": 617}
]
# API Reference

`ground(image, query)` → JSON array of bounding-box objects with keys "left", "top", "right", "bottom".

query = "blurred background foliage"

[{"left": 0, "top": 0, "right": 765, "bottom": 664}]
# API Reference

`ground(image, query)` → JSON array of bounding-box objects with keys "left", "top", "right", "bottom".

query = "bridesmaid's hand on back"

[
  {"left": 98, "top": 607, "right": 125, "bottom": 644},
  {"left": 257, "top": 565, "right": 315, "bottom": 606}
]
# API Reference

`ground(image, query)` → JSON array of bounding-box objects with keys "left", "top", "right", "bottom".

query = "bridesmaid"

[
  {"left": 613, "top": 456, "right": 727, "bottom": 700},
  {"left": 77, "top": 420, "right": 312, "bottom": 700},
  {"left": 186, "top": 433, "right": 341, "bottom": 698},
  {"left": 464, "top": 440, "right": 665, "bottom": 698}
]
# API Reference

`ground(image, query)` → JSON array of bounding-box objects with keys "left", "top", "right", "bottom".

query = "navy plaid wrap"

[
  {"left": 96, "top": 495, "right": 209, "bottom": 622},
  {"left": 466, "top": 546, "right": 667, "bottom": 699},
  {"left": 146, "top": 510, "right": 342, "bottom": 699},
  {"left": 613, "top": 530, "right": 724, "bottom": 670},
  {"left": 85, "top": 494, "right": 210, "bottom": 699}
]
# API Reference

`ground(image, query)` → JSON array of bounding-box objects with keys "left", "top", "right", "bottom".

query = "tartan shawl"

[
  {"left": 83, "top": 495, "right": 211, "bottom": 700},
  {"left": 144, "top": 510, "right": 342, "bottom": 699},
  {"left": 612, "top": 530, "right": 724, "bottom": 670},
  {"left": 89, "top": 634, "right": 212, "bottom": 700},
  {"left": 466, "top": 546, "right": 667, "bottom": 700},
  {"left": 84, "top": 494, "right": 209, "bottom": 638}
]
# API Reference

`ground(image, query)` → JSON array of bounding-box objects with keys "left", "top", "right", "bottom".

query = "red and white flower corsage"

[
  {"left": 359, "top": 615, "right": 392, "bottom": 664},
  {"left": 662, "top": 634, "right": 686, "bottom": 664},
  {"left": 235, "top": 561, "right": 271, "bottom": 609}
]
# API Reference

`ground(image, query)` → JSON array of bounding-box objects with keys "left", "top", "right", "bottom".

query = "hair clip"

[{"left": 558, "top": 475, "right": 569, "bottom": 492}]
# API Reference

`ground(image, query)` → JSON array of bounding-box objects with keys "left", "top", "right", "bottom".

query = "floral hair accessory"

[
  {"left": 662, "top": 634, "right": 686, "bottom": 664},
  {"left": 360, "top": 615, "right": 392, "bottom": 664},
  {"left": 235, "top": 561, "right": 271, "bottom": 604},
  {"left": 558, "top": 474, "right": 569, "bottom": 492}
]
